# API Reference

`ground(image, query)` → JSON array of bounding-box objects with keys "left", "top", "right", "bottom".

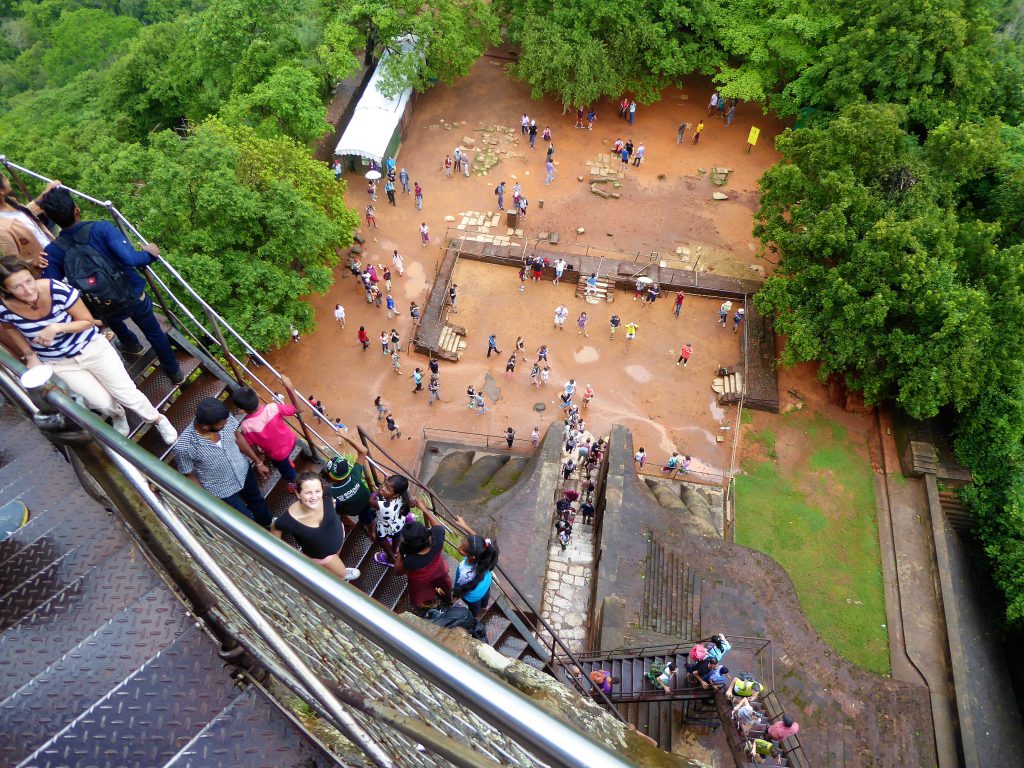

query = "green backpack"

[{"left": 646, "top": 661, "right": 666, "bottom": 685}]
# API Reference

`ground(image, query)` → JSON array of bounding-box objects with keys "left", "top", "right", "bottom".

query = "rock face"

[
  {"left": 407, "top": 613, "right": 710, "bottom": 768},
  {"left": 643, "top": 478, "right": 722, "bottom": 538}
]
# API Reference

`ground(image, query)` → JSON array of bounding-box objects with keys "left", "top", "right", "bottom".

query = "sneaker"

[
  {"left": 111, "top": 413, "right": 130, "bottom": 436},
  {"left": 345, "top": 567, "right": 361, "bottom": 581},
  {"left": 374, "top": 552, "right": 394, "bottom": 567},
  {"left": 114, "top": 340, "right": 145, "bottom": 356},
  {"left": 155, "top": 415, "right": 178, "bottom": 444},
  {"left": 168, "top": 368, "right": 186, "bottom": 385}
]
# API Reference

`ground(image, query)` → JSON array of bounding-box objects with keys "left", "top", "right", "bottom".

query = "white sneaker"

[
  {"left": 155, "top": 415, "right": 178, "bottom": 444},
  {"left": 111, "top": 413, "right": 130, "bottom": 436},
  {"left": 345, "top": 567, "right": 361, "bottom": 581}
]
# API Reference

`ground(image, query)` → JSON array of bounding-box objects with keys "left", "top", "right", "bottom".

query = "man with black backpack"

[{"left": 38, "top": 188, "right": 184, "bottom": 384}]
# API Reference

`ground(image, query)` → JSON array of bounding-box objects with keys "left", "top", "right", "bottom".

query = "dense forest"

[
  {"left": 2, "top": 0, "right": 1024, "bottom": 627},
  {"left": 0, "top": 0, "right": 496, "bottom": 347}
]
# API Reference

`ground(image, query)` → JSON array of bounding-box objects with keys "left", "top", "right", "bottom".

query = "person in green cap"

[{"left": 325, "top": 432, "right": 375, "bottom": 534}]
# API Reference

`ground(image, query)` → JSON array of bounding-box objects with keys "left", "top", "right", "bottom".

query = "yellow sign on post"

[{"left": 747, "top": 126, "right": 760, "bottom": 153}]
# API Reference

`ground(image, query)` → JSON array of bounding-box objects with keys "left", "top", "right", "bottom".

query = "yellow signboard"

[{"left": 747, "top": 126, "right": 760, "bottom": 146}]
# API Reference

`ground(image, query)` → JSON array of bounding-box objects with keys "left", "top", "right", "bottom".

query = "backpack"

[
  {"left": 425, "top": 604, "right": 487, "bottom": 643},
  {"left": 58, "top": 223, "right": 136, "bottom": 319},
  {"left": 646, "top": 660, "right": 666, "bottom": 685},
  {"left": 495, "top": 186, "right": 502, "bottom": 195}
]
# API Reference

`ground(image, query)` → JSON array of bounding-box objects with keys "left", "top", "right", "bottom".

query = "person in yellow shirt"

[{"left": 692, "top": 120, "right": 705, "bottom": 145}]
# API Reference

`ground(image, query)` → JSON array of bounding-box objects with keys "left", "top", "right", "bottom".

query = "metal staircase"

[
  {"left": 0, "top": 404, "right": 338, "bottom": 768},
  {"left": 566, "top": 640, "right": 808, "bottom": 767}
]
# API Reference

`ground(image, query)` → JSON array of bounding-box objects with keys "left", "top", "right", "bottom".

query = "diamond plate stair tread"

[
  {"left": 20, "top": 625, "right": 241, "bottom": 768},
  {"left": 0, "top": 455, "right": 137, "bottom": 595},
  {"left": 0, "top": 587, "right": 191, "bottom": 764},
  {"left": 138, "top": 372, "right": 228, "bottom": 459},
  {"left": 0, "top": 508, "right": 141, "bottom": 626},
  {"left": 0, "top": 471, "right": 100, "bottom": 564},
  {"left": 0, "top": 436, "right": 63, "bottom": 498},
  {"left": 127, "top": 351, "right": 202, "bottom": 433},
  {"left": 163, "top": 685, "right": 335, "bottom": 768},
  {"left": 0, "top": 546, "right": 163, "bottom": 699}
]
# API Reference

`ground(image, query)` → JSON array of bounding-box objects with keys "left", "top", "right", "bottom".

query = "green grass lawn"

[{"left": 736, "top": 413, "right": 891, "bottom": 675}]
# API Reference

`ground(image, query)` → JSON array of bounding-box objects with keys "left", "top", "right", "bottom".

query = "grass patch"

[
  {"left": 736, "top": 414, "right": 890, "bottom": 675},
  {"left": 747, "top": 428, "right": 777, "bottom": 460}
]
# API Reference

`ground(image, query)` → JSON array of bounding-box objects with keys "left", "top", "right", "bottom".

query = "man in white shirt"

[
  {"left": 553, "top": 258, "right": 567, "bottom": 285},
  {"left": 554, "top": 303, "right": 569, "bottom": 329}
]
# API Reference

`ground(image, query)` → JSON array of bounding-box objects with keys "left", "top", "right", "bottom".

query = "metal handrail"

[
  {"left": 635, "top": 463, "right": 728, "bottom": 488},
  {"left": 0, "top": 346, "right": 636, "bottom": 768},
  {"left": 421, "top": 426, "right": 538, "bottom": 451},
  {"left": 0, "top": 159, "right": 344, "bottom": 446},
  {"left": 723, "top": 294, "right": 750, "bottom": 541},
  {"left": 566, "top": 636, "right": 772, "bottom": 662},
  {"left": 355, "top": 426, "right": 629, "bottom": 722}
]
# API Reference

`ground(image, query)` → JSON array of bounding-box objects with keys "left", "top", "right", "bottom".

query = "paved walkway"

[{"left": 875, "top": 411, "right": 959, "bottom": 766}]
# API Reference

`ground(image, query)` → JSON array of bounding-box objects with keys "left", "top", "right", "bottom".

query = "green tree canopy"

[
  {"left": 501, "top": 0, "right": 720, "bottom": 106},
  {"left": 754, "top": 104, "right": 1024, "bottom": 418},
  {"left": 86, "top": 120, "right": 359, "bottom": 349},
  {"left": 340, "top": 0, "right": 499, "bottom": 95}
]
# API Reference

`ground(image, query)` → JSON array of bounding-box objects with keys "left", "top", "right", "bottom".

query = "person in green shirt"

[
  {"left": 325, "top": 433, "right": 375, "bottom": 533},
  {"left": 746, "top": 737, "right": 780, "bottom": 764}
]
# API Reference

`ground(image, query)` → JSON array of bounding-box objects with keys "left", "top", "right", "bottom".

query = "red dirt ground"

[{"left": 268, "top": 55, "right": 789, "bottom": 471}]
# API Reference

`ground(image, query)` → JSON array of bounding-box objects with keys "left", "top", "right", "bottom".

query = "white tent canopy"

[{"left": 334, "top": 41, "right": 415, "bottom": 164}]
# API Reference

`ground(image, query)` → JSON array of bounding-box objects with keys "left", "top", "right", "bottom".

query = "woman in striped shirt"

[{"left": 0, "top": 256, "right": 177, "bottom": 443}]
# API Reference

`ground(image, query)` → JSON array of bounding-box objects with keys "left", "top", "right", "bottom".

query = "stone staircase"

[
  {"left": 640, "top": 539, "right": 702, "bottom": 639},
  {"left": 713, "top": 367, "right": 745, "bottom": 406},
  {"left": 437, "top": 323, "right": 467, "bottom": 360},
  {"left": 575, "top": 274, "right": 613, "bottom": 303}
]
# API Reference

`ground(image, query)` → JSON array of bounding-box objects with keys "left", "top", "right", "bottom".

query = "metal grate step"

[
  {"left": 17, "top": 625, "right": 241, "bottom": 768},
  {"left": 163, "top": 684, "right": 339, "bottom": 768},
  {"left": 0, "top": 586, "right": 191, "bottom": 765}
]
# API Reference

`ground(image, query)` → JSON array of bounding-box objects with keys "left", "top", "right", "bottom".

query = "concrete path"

[{"left": 876, "top": 411, "right": 959, "bottom": 767}]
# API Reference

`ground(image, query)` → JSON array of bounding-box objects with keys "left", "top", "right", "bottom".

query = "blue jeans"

[
  {"left": 674, "top": 303, "right": 682, "bottom": 317},
  {"left": 220, "top": 466, "right": 272, "bottom": 527},
  {"left": 530, "top": 134, "right": 536, "bottom": 148},
  {"left": 269, "top": 455, "right": 297, "bottom": 485},
  {"left": 105, "top": 293, "right": 180, "bottom": 376},
  {"left": 464, "top": 591, "right": 490, "bottom": 617},
  {"left": 629, "top": 111, "right": 635, "bottom": 125}
]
